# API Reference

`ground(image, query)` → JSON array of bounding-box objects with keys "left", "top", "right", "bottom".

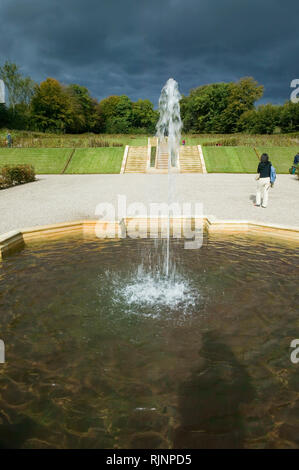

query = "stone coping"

[
  {"left": 0, "top": 217, "right": 298, "bottom": 259},
  {"left": 198, "top": 145, "right": 207, "bottom": 174},
  {"left": 120, "top": 145, "right": 129, "bottom": 174}
]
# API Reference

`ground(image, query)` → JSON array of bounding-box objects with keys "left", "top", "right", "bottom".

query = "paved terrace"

[{"left": 0, "top": 174, "right": 298, "bottom": 235}]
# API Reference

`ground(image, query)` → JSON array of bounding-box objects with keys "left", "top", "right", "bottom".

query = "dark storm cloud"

[{"left": 0, "top": 0, "right": 298, "bottom": 105}]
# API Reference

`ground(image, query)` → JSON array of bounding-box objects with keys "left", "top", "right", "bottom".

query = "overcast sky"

[{"left": 0, "top": 0, "right": 298, "bottom": 106}]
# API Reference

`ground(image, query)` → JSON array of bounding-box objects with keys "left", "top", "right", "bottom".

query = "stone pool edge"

[{"left": 1, "top": 217, "right": 299, "bottom": 259}]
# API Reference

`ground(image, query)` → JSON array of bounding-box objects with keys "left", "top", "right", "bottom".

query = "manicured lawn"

[
  {"left": 0, "top": 145, "right": 294, "bottom": 174},
  {"left": 203, "top": 147, "right": 258, "bottom": 173},
  {"left": 0, "top": 148, "right": 72, "bottom": 173},
  {"left": 65, "top": 147, "right": 124, "bottom": 173},
  {"left": 255, "top": 147, "right": 297, "bottom": 174}
]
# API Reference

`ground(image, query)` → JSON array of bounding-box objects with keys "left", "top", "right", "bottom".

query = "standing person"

[
  {"left": 289, "top": 151, "right": 299, "bottom": 174},
  {"left": 6, "top": 133, "right": 12, "bottom": 148},
  {"left": 182, "top": 139, "right": 185, "bottom": 146},
  {"left": 255, "top": 153, "right": 271, "bottom": 208}
]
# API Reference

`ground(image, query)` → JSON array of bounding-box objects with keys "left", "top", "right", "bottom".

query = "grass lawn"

[
  {"left": 255, "top": 147, "right": 297, "bottom": 174},
  {"left": 0, "top": 148, "right": 72, "bottom": 174},
  {"left": 203, "top": 147, "right": 258, "bottom": 173},
  {"left": 65, "top": 147, "right": 124, "bottom": 173},
  {"left": 0, "top": 144, "right": 295, "bottom": 174}
]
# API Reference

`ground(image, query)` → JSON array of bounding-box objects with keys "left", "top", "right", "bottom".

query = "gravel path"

[{"left": 0, "top": 173, "right": 298, "bottom": 235}]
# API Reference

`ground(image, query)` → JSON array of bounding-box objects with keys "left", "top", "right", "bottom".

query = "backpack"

[{"left": 270, "top": 165, "right": 277, "bottom": 184}]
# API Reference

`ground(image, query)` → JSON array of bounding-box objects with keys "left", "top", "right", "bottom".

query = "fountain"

[
  {"left": 156, "top": 78, "right": 182, "bottom": 169},
  {"left": 156, "top": 78, "right": 183, "bottom": 276}
]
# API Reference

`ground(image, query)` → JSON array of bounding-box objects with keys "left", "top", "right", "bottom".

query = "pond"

[{"left": 0, "top": 234, "right": 298, "bottom": 449}]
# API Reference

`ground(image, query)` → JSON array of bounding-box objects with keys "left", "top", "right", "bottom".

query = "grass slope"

[
  {"left": 0, "top": 148, "right": 72, "bottom": 174},
  {"left": 65, "top": 147, "right": 124, "bottom": 174},
  {"left": 203, "top": 147, "right": 258, "bottom": 173},
  {"left": 255, "top": 147, "right": 297, "bottom": 174}
]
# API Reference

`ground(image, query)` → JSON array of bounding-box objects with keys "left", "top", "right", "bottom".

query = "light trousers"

[{"left": 256, "top": 177, "right": 270, "bottom": 207}]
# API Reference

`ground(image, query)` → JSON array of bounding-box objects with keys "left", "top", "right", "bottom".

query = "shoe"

[
  {"left": 254, "top": 204, "right": 260, "bottom": 207},
  {"left": 262, "top": 206, "right": 267, "bottom": 208}
]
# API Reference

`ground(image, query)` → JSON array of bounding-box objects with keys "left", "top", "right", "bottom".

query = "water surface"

[{"left": 0, "top": 235, "right": 298, "bottom": 449}]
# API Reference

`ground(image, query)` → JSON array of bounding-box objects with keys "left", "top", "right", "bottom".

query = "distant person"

[
  {"left": 182, "top": 139, "right": 186, "bottom": 146},
  {"left": 255, "top": 153, "right": 272, "bottom": 208},
  {"left": 289, "top": 151, "right": 299, "bottom": 174},
  {"left": 6, "top": 133, "right": 12, "bottom": 148}
]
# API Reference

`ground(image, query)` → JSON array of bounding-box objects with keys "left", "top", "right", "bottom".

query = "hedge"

[{"left": 0, "top": 164, "right": 35, "bottom": 188}]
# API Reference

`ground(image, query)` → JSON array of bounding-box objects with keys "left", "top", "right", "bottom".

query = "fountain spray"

[
  {"left": 156, "top": 78, "right": 182, "bottom": 167},
  {"left": 156, "top": 78, "right": 182, "bottom": 276}
]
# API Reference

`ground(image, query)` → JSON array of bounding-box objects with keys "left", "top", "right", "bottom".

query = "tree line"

[
  {"left": 0, "top": 61, "right": 158, "bottom": 134},
  {"left": 181, "top": 77, "right": 299, "bottom": 134},
  {"left": 0, "top": 61, "right": 298, "bottom": 134}
]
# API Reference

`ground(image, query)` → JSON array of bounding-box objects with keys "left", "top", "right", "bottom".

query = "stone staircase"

[
  {"left": 124, "top": 146, "right": 148, "bottom": 173},
  {"left": 179, "top": 145, "right": 203, "bottom": 173},
  {"left": 156, "top": 143, "right": 169, "bottom": 170},
  {"left": 122, "top": 142, "right": 205, "bottom": 174}
]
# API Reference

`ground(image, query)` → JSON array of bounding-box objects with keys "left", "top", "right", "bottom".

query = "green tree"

[
  {"left": 67, "top": 84, "right": 101, "bottom": 133},
  {"left": 225, "top": 77, "right": 264, "bottom": 132},
  {"left": 31, "top": 78, "right": 74, "bottom": 132},
  {"left": 182, "top": 83, "right": 231, "bottom": 133},
  {"left": 98, "top": 95, "right": 133, "bottom": 133},
  {"left": 97, "top": 95, "right": 121, "bottom": 125},
  {"left": 238, "top": 104, "right": 280, "bottom": 134},
  {"left": 279, "top": 101, "right": 299, "bottom": 133},
  {"left": 132, "top": 99, "right": 158, "bottom": 133},
  {"left": 0, "top": 103, "right": 9, "bottom": 128},
  {"left": 111, "top": 94, "right": 133, "bottom": 133},
  {"left": 237, "top": 109, "right": 258, "bottom": 133},
  {"left": 0, "top": 61, "right": 35, "bottom": 111},
  {"left": 182, "top": 77, "right": 264, "bottom": 133}
]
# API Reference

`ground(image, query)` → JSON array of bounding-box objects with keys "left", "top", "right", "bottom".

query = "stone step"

[
  {"left": 126, "top": 163, "right": 147, "bottom": 166},
  {"left": 124, "top": 145, "right": 148, "bottom": 173},
  {"left": 181, "top": 163, "right": 201, "bottom": 166},
  {"left": 179, "top": 145, "right": 203, "bottom": 173},
  {"left": 181, "top": 158, "right": 201, "bottom": 161},
  {"left": 181, "top": 165, "right": 202, "bottom": 168},
  {"left": 126, "top": 164, "right": 147, "bottom": 167},
  {"left": 156, "top": 150, "right": 170, "bottom": 169}
]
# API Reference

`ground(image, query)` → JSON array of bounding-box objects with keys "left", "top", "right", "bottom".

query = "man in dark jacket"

[{"left": 293, "top": 152, "right": 299, "bottom": 166}]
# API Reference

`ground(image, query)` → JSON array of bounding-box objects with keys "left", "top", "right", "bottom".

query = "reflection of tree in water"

[{"left": 174, "top": 331, "right": 256, "bottom": 449}]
